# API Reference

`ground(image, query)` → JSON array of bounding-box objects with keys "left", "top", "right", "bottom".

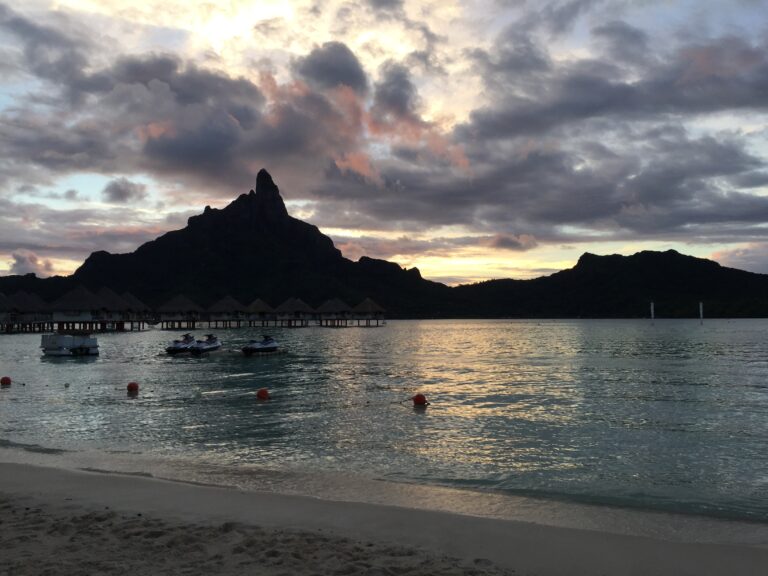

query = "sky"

[{"left": 1, "top": 0, "right": 768, "bottom": 285}]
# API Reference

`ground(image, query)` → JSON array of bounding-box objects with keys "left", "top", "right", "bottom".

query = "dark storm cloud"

[
  {"left": 0, "top": 7, "right": 369, "bottom": 193},
  {"left": 521, "top": 0, "right": 605, "bottom": 36},
  {"left": 371, "top": 61, "right": 422, "bottom": 123},
  {"left": 102, "top": 178, "right": 148, "bottom": 203},
  {"left": 0, "top": 3, "right": 106, "bottom": 104},
  {"left": 487, "top": 234, "right": 538, "bottom": 251},
  {"left": 331, "top": 232, "right": 537, "bottom": 263},
  {"left": 713, "top": 243, "right": 768, "bottom": 274},
  {"left": 0, "top": 196, "right": 173, "bottom": 268},
  {"left": 294, "top": 41, "right": 368, "bottom": 94},
  {"left": 366, "top": 0, "right": 403, "bottom": 10},
  {"left": 463, "top": 31, "right": 768, "bottom": 145},
  {"left": 592, "top": 20, "right": 650, "bottom": 65},
  {"left": 0, "top": 114, "right": 120, "bottom": 172},
  {"left": 730, "top": 171, "right": 768, "bottom": 188}
]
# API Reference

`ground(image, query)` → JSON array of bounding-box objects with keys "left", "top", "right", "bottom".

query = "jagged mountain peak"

[{"left": 219, "top": 168, "right": 289, "bottom": 221}]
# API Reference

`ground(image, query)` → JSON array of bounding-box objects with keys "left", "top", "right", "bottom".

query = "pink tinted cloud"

[
  {"left": 678, "top": 39, "right": 763, "bottom": 85},
  {"left": 9, "top": 250, "right": 54, "bottom": 276},
  {"left": 368, "top": 112, "right": 470, "bottom": 170},
  {"left": 711, "top": 243, "right": 768, "bottom": 274},
  {"left": 334, "top": 151, "right": 382, "bottom": 184}
]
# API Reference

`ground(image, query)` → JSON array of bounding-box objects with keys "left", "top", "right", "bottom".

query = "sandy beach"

[{"left": 1, "top": 462, "right": 767, "bottom": 575}]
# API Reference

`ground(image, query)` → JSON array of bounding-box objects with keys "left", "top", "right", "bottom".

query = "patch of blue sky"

[
  {"left": 141, "top": 24, "right": 190, "bottom": 53},
  {"left": 23, "top": 173, "right": 164, "bottom": 209},
  {"left": 619, "top": 0, "right": 766, "bottom": 42},
  {"left": 0, "top": 77, "right": 42, "bottom": 112},
  {"left": 681, "top": 112, "right": 768, "bottom": 170}
]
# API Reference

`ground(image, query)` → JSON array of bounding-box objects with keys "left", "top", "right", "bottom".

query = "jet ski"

[
  {"left": 190, "top": 334, "right": 222, "bottom": 355},
  {"left": 165, "top": 333, "right": 195, "bottom": 355},
  {"left": 242, "top": 335, "right": 279, "bottom": 355}
]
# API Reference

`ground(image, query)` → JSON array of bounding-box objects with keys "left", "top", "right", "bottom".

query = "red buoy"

[
  {"left": 0, "top": 376, "right": 10, "bottom": 386},
  {"left": 126, "top": 382, "right": 139, "bottom": 394},
  {"left": 412, "top": 393, "right": 428, "bottom": 406},
  {"left": 256, "top": 388, "right": 270, "bottom": 400}
]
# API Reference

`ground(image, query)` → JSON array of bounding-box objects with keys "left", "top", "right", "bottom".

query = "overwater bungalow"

[
  {"left": 0, "top": 292, "right": 12, "bottom": 330},
  {"left": 246, "top": 298, "right": 275, "bottom": 326},
  {"left": 207, "top": 295, "right": 247, "bottom": 328},
  {"left": 121, "top": 292, "right": 151, "bottom": 320},
  {"left": 275, "top": 297, "right": 315, "bottom": 327},
  {"left": 156, "top": 295, "right": 204, "bottom": 330},
  {"left": 95, "top": 287, "right": 147, "bottom": 330},
  {"left": 316, "top": 298, "right": 353, "bottom": 327},
  {"left": 49, "top": 286, "right": 107, "bottom": 332},
  {"left": 0, "top": 291, "right": 52, "bottom": 332},
  {"left": 96, "top": 287, "right": 129, "bottom": 319},
  {"left": 353, "top": 298, "right": 385, "bottom": 327}
]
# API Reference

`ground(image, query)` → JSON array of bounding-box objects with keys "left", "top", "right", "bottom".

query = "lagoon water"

[{"left": 1, "top": 319, "right": 768, "bottom": 525}]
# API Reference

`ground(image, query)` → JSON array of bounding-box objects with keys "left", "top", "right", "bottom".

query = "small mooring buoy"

[
  {"left": 412, "top": 393, "right": 429, "bottom": 407},
  {"left": 256, "top": 388, "right": 270, "bottom": 401},
  {"left": 127, "top": 382, "right": 139, "bottom": 395},
  {"left": 0, "top": 376, "right": 11, "bottom": 387}
]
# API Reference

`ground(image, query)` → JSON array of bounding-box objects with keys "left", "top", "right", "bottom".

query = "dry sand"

[{"left": 1, "top": 462, "right": 767, "bottom": 575}]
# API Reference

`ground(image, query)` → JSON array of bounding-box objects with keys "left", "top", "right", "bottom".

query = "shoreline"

[
  {"left": 3, "top": 443, "right": 768, "bottom": 543},
  {"left": 2, "top": 461, "right": 768, "bottom": 575}
]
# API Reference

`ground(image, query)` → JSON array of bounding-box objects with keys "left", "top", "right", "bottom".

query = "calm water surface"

[{"left": 1, "top": 319, "right": 767, "bottom": 522}]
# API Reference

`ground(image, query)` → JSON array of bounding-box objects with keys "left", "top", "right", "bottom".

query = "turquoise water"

[{"left": 1, "top": 319, "right": 767, "bottom": 522}]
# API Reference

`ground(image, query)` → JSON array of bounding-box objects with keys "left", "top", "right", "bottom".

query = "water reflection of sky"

[{"left": 1, "top": 319, "right": 767, "bottom": 520}]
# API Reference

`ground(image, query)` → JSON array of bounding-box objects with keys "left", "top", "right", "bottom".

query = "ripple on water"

[{"left": 1, "top": 319, "right": 768, "bottom": 522}]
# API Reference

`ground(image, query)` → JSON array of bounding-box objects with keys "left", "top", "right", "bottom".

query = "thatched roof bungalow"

[
  {"left": 275, "top": 297, "right": 314, "bottom": 326},
  {"left": 121, "top": 292, "right": 151, "bottom": 313},
  {"left": 275, "top": 297, "right": 315, "bottom": 317},
  {"left": 353, "top": 298, "right": 385, "bottom": 315},
  {"left": 316, "top": 298, "right": 352, "bottom": 314},
  {"left": 207, "top": 295, "right": 247, "bottom": 319},
  {"left": 246, "top": 298, "right": 274, "bottom": 318},
  {"left": 157, "top": 294, "right": 203, "bottom": 320},
  {"left": 0, "top": 292, "right": 10, "bottom": 321},
  {"left": 9, "top": 291, "right": 47, "bottom": 313},
  {"left": 353, "top": 298, "right": 385, "bottom": 326},
  {"left": 49, "top": 286, "right": 102, "bottom": 321},
  {"left": 96, "top": 287, "right": 131, "bottom": 318}
]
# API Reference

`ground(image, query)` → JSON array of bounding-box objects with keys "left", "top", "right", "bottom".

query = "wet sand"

[{"left": 1, "top": 462, "right": 767, "bottom": 575}]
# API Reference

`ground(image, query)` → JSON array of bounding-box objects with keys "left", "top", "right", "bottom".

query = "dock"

[{"left": 0, "top": 288, "right": 385, "bottom": 334}]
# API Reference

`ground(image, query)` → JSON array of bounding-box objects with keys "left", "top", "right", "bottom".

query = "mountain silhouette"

[
  {"left": 455, "top": 249, "right": 768, "bottom": 317},
  {"left": 2, "top": 169, "right": 768, "bottom": 317},
  {"left": 71, "top": 169, "right": 450, "bottom": 314}
]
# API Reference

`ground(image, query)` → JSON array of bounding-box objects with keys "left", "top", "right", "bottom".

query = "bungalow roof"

[
  {"left": 121, "top": 292, "right": 151, "bottom": 312},
  {"left": 96, "top": 287, "right": 131, "bottom": 312},
  {"left": 246, "top": 298, "right": 274, "bottom": 313},
  {"left": 157, "top": 294, "right": 203, "bottom": 313},
  {"left": 275, "top": 297, "right": 315, "bottom": 314},
  {"left": 353, "top": 297, "right": 385, "bottom": 314},
  {"left": 316, "top": 298, "right": 352, "bottom": 313},
  {"left": 208, "top": 295, "right": 247, "bottom": 313},
  {"left": 50, "top": 286, "right": 103, "bottom": 311}
]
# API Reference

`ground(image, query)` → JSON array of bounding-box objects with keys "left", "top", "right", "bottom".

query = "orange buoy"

[
  {"left": 127, "top": 382, "right": 139, "bottom": 394},
  {"left": 412, "top": 393, "right": 429, "bottom": 406},
  {"left": 0, "top": 376, "right": 10, "bottom": 386},
  {"left": 256, "top": 388, "right": 270, "bottom": 400}
]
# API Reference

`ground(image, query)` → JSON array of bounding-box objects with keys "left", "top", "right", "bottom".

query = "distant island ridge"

[{"left": 2, "top": 169, "right": 768, "bottom": 318}]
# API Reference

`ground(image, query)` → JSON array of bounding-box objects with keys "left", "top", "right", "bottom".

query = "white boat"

[
  {"left": 242, "top": 335, "right": 279, "bottom": 355},
  {"left": 165, "top": 333, "right": 195, "bottom": 355},
  {"left": 41, "top": 333, "right": 99, "bottom": 357},
  {"left": 190, "top": 334, "right": 221, "bottom": 355}
]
